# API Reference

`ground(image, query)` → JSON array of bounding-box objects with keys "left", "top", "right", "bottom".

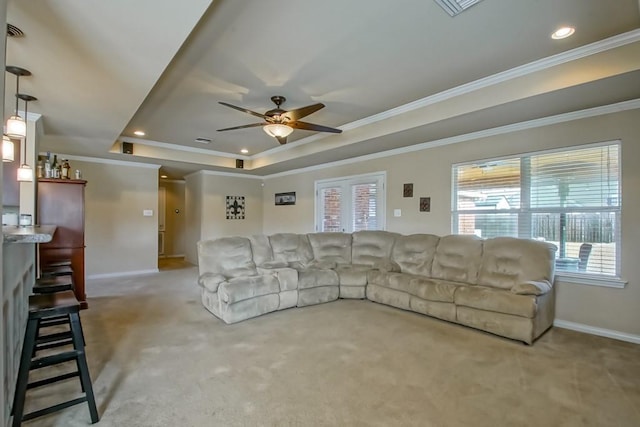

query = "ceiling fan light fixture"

[
  {"left": 6, "top": 115, "right": 26, "bottom": 138},
  {"left": 263, "top": 123, "right": 293, "bottom": 138}
]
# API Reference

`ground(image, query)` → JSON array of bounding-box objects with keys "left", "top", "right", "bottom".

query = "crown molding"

[
  {"left": 120, "top": 136, "right": 251, "bottom": 160},
  {"left": 184, "top": 169, "right": 264, "bottom": 180},
  {"left": 42, "top": 153, "right": 161, "bottom": 169},
  {"left": 263, "top": 98, "right": 640, "bottom": 179}
]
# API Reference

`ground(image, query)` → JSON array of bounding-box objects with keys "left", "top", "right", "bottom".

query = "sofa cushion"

[
  {"left": 351, "top": 230, "right": 398, "bottom": 266},
  {"left": 392, "top": 234, "right": 440, "bottom": 276},
  {"left": 454, "top": 285, "right": 537, "bottom": 318},
  {"left": 298, "top": 268, "right": 339, "bottom": 289},
  {"left": 269, "top": 233, "right": 314, "bottom": 267},
  {"left": 431, "top": 234, "right": 483, "bottom": 284},
  {"left": 307, "top": 232, "right": 352, "bottom": 264},
  {"left": 408, "top": 277, "right": 461, "bottom": 303},
  {"left": 197, "top": 237, "right": 257, "bottom": 278},
  {"left": 218, "top": 274, "right": 281, "bottom": 304},
  {"left": 478, "top": 237, "right": 557, "bottom": 290}
]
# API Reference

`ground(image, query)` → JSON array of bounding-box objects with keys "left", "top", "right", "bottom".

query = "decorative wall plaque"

[
  {"left": 403, "top": 183, "right": 413, "bottom": 198},
  {"left": 226, "top": 196, "right": 245, "bottom": 219},
  {"left": 419, "top": 197, "right": 431, "bottom": 212}
]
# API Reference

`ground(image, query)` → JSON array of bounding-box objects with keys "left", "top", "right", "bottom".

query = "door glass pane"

[
  {"left": 352, "top": 183, "right": 377, "bottom": 231},
  {"left": 320, "top": 187, "right": 342, "bottom": 232}
]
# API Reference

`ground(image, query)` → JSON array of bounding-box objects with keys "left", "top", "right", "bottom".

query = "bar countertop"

[{"left": 2, "top": 225, "right": 57, "bottom": 244}]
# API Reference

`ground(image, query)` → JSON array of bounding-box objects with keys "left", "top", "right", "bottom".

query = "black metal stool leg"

[
  {"left": 69, "top": 312, "right": 99, "bottom": 423},
  {"left": 12, "top": 318, "right": 39, "bottom": 426}
]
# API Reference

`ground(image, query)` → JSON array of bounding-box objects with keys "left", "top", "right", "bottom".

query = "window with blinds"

[
  {"left": 316, "top": 172, "right": 385, "bottom": 232},
  {"left": 452, "top": 142, "right": 621, "bottom": 278}
]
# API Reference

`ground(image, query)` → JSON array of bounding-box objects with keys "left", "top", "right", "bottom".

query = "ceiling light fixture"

[
  {"left": 240, "top": 148, "right": 249, "bottom": 154},
  {"left": 134, "top": 130, "right": 146, "bottom": 136},
  {"left": 5, "top": 65, "right": 31, "bottom": 138},
  {"left": 3, "top": 135, "right": 14, "bottom": 162},
  {"left": 551, "top": 26, "right": 575, "bottom": 40},
  {"left": 16, "top": 93, "right": 37, "bottom": 182},
  {"left": 263, "top": 123, "right": 293, "bottom": 138}
]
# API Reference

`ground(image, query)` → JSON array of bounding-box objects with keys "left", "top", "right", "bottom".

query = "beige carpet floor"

[{"left": 20, "top": 265, "right": 640, "bottom": 426}]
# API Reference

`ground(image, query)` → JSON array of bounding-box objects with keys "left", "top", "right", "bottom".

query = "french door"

[{"left": 315, "top": 172, "right": 386, "bottom": 232}]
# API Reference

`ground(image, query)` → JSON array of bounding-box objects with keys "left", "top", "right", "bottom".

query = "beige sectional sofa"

[{"left": 197, "top": 231, "right": 557, "bottom": 344}]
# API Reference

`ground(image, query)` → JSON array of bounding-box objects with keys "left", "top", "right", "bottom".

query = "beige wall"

[
  {"left": 263, "top": 109, "right": 640, "bottom": 337},
  {"left": 184, "top": 172, "right": 264, "bottom": 263},
  {"left": 73, "top": 159, "right": 159, "bottom": 277},
  {"left": 184, "top": 173, "right": 203, "bottom": 264},
  {"left": 200, "top": 173, "right": 264, "bottom": 239},
  {"left": 159, "top": 180, "right": 185, "bottom": 257}
]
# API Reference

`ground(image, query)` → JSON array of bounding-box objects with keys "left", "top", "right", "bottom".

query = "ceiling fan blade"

[
  {"left": 281, "top": 103, "right": 325, "bottom": 121},
  {"left": 275, "top": 136, "right": 287, "bottom": 145},
  {"left": 288, "top": 120, "right": 342, "bottom": 134},
  {"left": 219, "top": 102, "right": 269, "bottom": 120},
  {"left": 217, "top": 122, "right": 265, "bottom": 132}
]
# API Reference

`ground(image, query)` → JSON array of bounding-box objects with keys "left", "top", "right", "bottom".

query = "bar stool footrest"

[
  {"left": 22, "top": 397, "right": 88, "bottom": 421},
  {"left": 28, "top": 371, "right": 80, "bottom": 389}
]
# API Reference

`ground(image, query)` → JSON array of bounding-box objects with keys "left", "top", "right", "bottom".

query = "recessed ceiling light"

[
  {"left": 160, "top": 175, "right": 168, "bottom": 179},
  {"left": 134, "top": 130, "right": 146, "bottom": 136},
  {"left": 551, "top": 26, "right": 575, "bottom": 40},
  {"left": 240, "top": 149, "right": 249, "bottom": 154}
]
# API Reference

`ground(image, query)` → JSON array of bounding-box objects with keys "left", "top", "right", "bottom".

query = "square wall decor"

[{"left": 226, "top": 196, "right": 245, "bottom": 219}]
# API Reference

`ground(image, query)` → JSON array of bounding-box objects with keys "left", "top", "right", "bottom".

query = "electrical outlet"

[{"left": 394, "top": 209, "right": 402, "bottom": 217}]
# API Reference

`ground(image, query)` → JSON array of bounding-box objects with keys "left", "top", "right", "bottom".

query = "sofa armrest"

[
  {"left": 198, "top": 273, "right": 227, "bottom": 292},
  {"left": 257, "top": 266, "right": 298, "bottom": 291},
  {"left": 511, "top": 280, "right": 552, "bottom": 296}
]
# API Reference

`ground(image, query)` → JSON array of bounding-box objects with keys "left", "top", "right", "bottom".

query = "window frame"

[{"left": 451, "top": 140, "right": 626, "bottom": 288}]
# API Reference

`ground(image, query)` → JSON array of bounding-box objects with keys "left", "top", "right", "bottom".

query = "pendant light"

[
  {"left": 2, "top": 135, "right": 14, "bottom": 162},
  {"left": 16, "top": 94, "right": 37, "bottom": 182},
  {"left": 5, "top": 66, "right": 31, "bottom": 138}
]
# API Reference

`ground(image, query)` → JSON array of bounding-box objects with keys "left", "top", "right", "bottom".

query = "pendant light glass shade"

[
  {"left": 263, "top": 123, "right": 293, "bottom": 138},
  {"left": 3, "top": 135, "right": 15, "bottom": 162},
  {"left": 6, "top": 115, "right": 26, "bottom": 138},
  {"left": 17, "top": 164, "right": 33, "bottom": 182}
]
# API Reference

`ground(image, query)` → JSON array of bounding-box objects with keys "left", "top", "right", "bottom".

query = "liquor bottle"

[{"left": 61, "top": 159, "right": 71, "bottom": 179}]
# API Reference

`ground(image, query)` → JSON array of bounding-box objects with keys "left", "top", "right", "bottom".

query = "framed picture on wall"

[{"left": 275, "top": 192, "right": 296, "bottom": 206}]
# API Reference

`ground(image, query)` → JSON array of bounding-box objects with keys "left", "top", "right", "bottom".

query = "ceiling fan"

[{"left": 217, "top": 96, "right": 342, "bottom": 145}]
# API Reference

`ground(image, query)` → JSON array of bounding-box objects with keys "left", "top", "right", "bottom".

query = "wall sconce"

[
  {"left": 2, "top": 135, "right": 14, "bottom": 162},
  {"left": 5, "top": 66, "right": 31, "bottom": 139},
  {"left": 16, "top": 94, "right": 37, "bottom": 182}
]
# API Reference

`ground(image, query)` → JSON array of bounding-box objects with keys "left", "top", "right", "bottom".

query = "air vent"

[
  {"left": 434, "top": 0, "right": 484, "bottom": 16},
  {"left": 7, "top": 24, "right": 24, "bottom": 37},
  {"left": 195, "top": 137, "right": 211, "bottom": 144}
]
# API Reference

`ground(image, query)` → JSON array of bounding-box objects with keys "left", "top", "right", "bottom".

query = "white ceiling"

[{"left": 6, "top": 0, "right": 640, "bottom": 179}]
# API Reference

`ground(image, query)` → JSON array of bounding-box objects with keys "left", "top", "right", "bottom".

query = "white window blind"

[{"left": 452, "top": 142, "right": 621, "bottom": 278}]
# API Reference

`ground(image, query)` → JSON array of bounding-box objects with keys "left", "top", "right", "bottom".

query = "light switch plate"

[
  {"left": 143, "top": 209, "right": 153, "bottom": 217},
  {"left": 394, "top": 209, "right": 402, "bottom": 217}
]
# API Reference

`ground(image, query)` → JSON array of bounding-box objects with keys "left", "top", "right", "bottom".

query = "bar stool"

[{"left": 11, "top": 290, "right": 99, "bottom": 425}]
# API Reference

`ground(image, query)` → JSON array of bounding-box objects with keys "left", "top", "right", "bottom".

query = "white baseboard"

[
  {"left": 87, "top": 269, "right": 159, "bottom": 280},
  {"left": 554, "top": 319, "right": 640, "bottom": 344}
]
